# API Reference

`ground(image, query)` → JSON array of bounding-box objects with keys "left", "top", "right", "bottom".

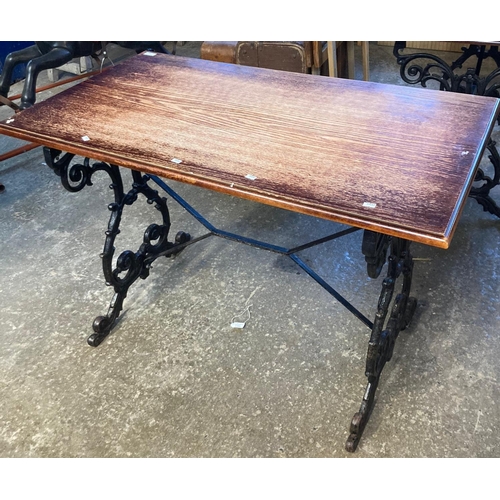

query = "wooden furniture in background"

[
  {"left": 328, "top": 41, "right": 370, "bottom": 80},
  {"left": 201, "top": 41, "right": 350, "bottom": 77},
  {"left": 200, "top": 41, "right": 369, "bottom": 81}
]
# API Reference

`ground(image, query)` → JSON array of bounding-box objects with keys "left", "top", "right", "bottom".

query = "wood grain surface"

[{"left": 0, "top": 53, "right": 498, "bottom": 248}]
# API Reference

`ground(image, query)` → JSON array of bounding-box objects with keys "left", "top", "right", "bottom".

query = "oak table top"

[{"left": 0, "top": 52, "right": 498, "bottom": 248}]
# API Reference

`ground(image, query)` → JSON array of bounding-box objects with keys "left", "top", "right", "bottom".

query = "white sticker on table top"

[
  {"left": 143, "top": 51, "right": 157, "bottom": 57},
  {"left": 81, "top": 135, "right": 90, "bottom": 142},
  {"left": 6, "top": 119, "right": 14, "bottom": 124},
  {"left": 171, "top": 158, "right": 182, "bottom": 164},
  {"left": 363, "top": 202, "right": 377, "bottom": 208},
  {"left": 245, "top": 174, "right": 258, "bottom": 181}
]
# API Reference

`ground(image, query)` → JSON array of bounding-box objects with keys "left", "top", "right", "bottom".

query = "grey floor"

[{"left": 1, "top": 42, "right": 499, "bottom": 458}]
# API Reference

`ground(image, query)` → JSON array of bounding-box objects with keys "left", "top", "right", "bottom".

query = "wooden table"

[{"left": 0, "top": 52, "right": 498, "bottom": 452}]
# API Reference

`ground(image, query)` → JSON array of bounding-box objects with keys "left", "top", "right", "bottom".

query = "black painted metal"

[
  {"left": 393, "top": 41, "right": 500, "bottom": 96},
  {"left": 449, "top": 44, "right": 500, "bottom": 73},
  {"left": 393, "top": 41, "right": 500, "bottom": 218},
  {"left": 43, "top": 148, "right": 190, "bottom": 346},
  {"left": 362, "top": 230, "right": 391, "bottom": 279},
  {"left": 469, "top": 139, "right": 500, "bottom": 217},
  {"left": 286, "top": 227, "right": 361, "bottom": 255},
  {"left": 289, "top": 254, "right": 373, "bottom": 329},
  {"left": 346, "top": 237, "right": 417, "bottom": 452}
]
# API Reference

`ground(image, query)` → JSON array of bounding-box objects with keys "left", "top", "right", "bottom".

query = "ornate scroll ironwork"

[
  {"left": 43, "top": 147, "right": 190, "bottom": 346},
  {"left": 346, "top": 237, "right": 417, "bottom": 452},
  {"left": 393, "top": 41, "right": 500, "bottom": 97},
  {"left": 469, "top": 139, "right": 500, "bottom": 217}
]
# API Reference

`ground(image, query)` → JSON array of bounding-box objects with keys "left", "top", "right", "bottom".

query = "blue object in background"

[{"left": 0, "top": 42, "right": 35, "bottom": 83}]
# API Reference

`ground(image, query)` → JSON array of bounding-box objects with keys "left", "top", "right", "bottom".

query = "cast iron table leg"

[
  {"left": 346, "top": 234, "right": 417, "bottom": 452},
  {"left": 43, "top": 147, "right": 190, "bottom": 346}
]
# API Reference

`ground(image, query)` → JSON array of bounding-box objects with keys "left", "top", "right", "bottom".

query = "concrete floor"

[{"left": 0, "top": 42, "right": 499, "bottom": 458}]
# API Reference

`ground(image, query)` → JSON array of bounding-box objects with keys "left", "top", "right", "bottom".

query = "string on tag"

[
  {"left": 231, "top": 304, "right": 252, "bottom": 329},
  {"left": 230, "top": 287, "right": 259, "bottom": 329}
]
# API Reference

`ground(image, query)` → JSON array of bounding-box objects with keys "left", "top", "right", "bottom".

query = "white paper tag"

[
  {"left": 6, "top": 119, "right": 14, "bottom": 124},
  {"left": 231, "top": 322, "right": 246, "bottom": 329},
  {"left": 81, "top": 135, "right": 90, "bottom": 142},
  {"left": 171, "top": 158, "right": 182, "bottom": 164},
  {"left": 143, "top": 51, "right": 157, "bottom": 57},
  {"left": 363, "top": 202, "right": 377, "bottom": 208},
  {"left": 245, "top": 174, "right": 257, "bottom": 181}
]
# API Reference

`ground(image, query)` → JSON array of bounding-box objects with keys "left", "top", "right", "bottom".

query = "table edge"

[{"left": 0, "top": 124, "right": 471, "bottom": 249}]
